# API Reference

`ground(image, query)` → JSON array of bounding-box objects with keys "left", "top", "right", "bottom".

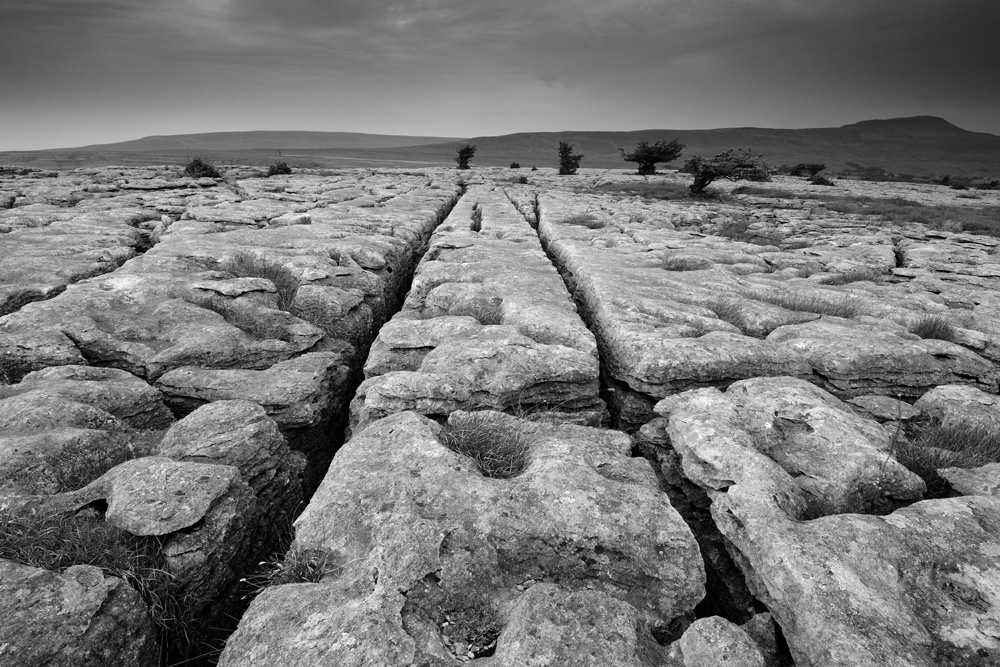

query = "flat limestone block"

[
  {"left": 220, "top": 411, "right": 705, "bottom": 666},
  {"left": 767, "top": 318, "right": 998, "bottom": 397}
]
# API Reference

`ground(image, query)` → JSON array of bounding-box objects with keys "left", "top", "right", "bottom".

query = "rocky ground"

[{"left": 1, "top": 164, "right": 998, "bottom": 667}]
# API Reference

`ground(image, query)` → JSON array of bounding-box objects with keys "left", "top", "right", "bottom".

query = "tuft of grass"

[
  {"left": 710, "top": 297, "right": 745, "bottom": 329},
  {"left": 220, "top": 251, "right": 300, "bottom": 311},
  {"left": 183, "top": 157, "right": 221, "bottom": 179},
  {"left": 247, "top": 547, "right": 343, "bottom": 590},
  {"left": 910, "top": 315, "right": 958, "bottom": 342},
  {"left": 439, "top": 412, "right": 533, "bottom": 479},
  {"left": 896, "top": 421, "right": 1000, "bottom": 498},
  {"left": 188, "top": 294, "right": 288, "bottom": 340},
  {"left": 730, "top": 185, "right": 798, "bottom": 198},
  {"left": 819, "top": 267, "right": 885, "bottom": 285},
  {"left": 662, "top": 253, "right": 712, "bottom": 271},
  {"left": 0, "top": 508, "right": 205, "bottom": 662},
  {"left": 590, "top": 180, "right": 694, "bottom": 201},
  {"left": 450, "top": 300, "right": 504, "bottom": 325},
  {"left": 559, "top": 213, "right": 604, "bottom": 229},
  {"left": 753, "top": 292, "right": 861, "bottom": 318}
]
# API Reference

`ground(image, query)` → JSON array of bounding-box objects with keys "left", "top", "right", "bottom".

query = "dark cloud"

[{"left": 2, "top": 0, "right": 999, "bottom": 149}]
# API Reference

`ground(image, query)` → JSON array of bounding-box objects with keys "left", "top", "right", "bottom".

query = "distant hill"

[
  {"left": 2, "top": 117, "right": 998, "bottom": 178},
  {"left": 408, "top": 116, "right": 1000, "bottom": 177},
  {"left": 68, "top": 130, "right": 463, "bottom": 152}
]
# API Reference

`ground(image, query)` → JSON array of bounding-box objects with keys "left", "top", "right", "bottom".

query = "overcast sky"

[{"left": 2, "top": 0, "right": 998, "bottom": 150}]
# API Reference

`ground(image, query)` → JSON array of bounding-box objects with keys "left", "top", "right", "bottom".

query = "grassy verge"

[{"left": 0, "top": 508, "right": 205, "bottom": 663}]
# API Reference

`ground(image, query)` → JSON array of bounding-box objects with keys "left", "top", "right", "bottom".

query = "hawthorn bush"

[
  {"left": 684, "top": 149, "right": 770, "bottom": 195},
  {"left": 455, "top": 144, "right": 477, "bottom": 170},
  {"left": 619, "top": 139, "right": 684, "bottom": 176}
]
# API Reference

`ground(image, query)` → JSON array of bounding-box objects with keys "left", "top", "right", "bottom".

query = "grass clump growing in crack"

[
  {"left": 910, "top": 315, "right": 958, "bottom": 342},
  {"left": 559, "top": 213, "right": 604, "bottom": 229},
  {"left": 188, "top": 293, "right": 288, "bottom": 340},
  {"left": 819, "top": 267, "right": 885, "bottom": 285},
  {"left": 896, "top": 421, "right": 1000, "bottom": 498},
  {"left": 753, "top": 292, "right": 861, "bottom": 318},
  {"left": 662, "top": 253, "right": 712, "bottom": 271},
  {"left": 439, "top": 412, "right": 533, "bottom": 479},
  {"left": 220, "top": 250, "right": 301, "bottom": 311},
  {"left": 710, "top": 297, "right": 745, "bottom": 329},
  {"left": 247, "top": 547, "right": 343, "bottom": 590},
  {"left": 0, "top": 508, "right": 205, "bottom": 663}
]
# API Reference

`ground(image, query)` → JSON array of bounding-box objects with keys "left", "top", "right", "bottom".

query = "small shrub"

[
  {"left": 662, "top": 253, "right": 712, "bottom": 271},
  {"left": 455, "top": 143, "right": 477, "bottom": 170},
  {"left": 0, "top": 508, "right": 204, "bottom": 662},
  {"left": 267, "top": 161, "right": 292, "bottom": 177},
  {"left": 809, "top": 175, "right": 835, "bottom": 186},
  {"left": 188, "top": 294, "right": 287, "bottom": 340},
  {"left": 557, "top": 141, "right": 584, "bottom": 175},
  {"left": 439, "top": 412, "right": 533, "bottom": 479},
  {"left": 183, "top": 157, "right": 221, "bottom": 179},
  {"left": 910, "top": 315, "right": 957, "bottom": 342},
  {"left": 559, "top": 213, "right": 604, "bottom": 229},
  {"left": 684, "top": 149, "right": 771, "bottom": 195},
  {"left": 790, "top": 163, "right": 826, "bottom": 177},
  {"left": 619, "top": 139, "right": 685, "bottom": 176},
  {"left": 517, "top": 175, "right": 528, "bottom": 184},
  {"left": 509, "top": 161, "right": 521, "bottom": 169},
  {"left": 896, "top": 421, "right": 1000, "bottom": 498},
  {"left": 530, "top": 166, "right": 538, "bottom": 171},
  {"left": 470, "top": 204, "right": 483, "bottom": 232},
  {"left": 220, "top": 250, "right": 300, "bottom": 310}
]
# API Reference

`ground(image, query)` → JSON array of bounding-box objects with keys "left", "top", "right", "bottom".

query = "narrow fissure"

[{"left": 521, "top": 187, "right": 773, "bottom": 649}]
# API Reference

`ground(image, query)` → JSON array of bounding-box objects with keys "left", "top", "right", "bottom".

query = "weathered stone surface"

[
  {"left": 664, "top": 616, "right": 766, "bottom": 667},
  {"left": 8, "top": 365, "right": 173, "bottom": 430},
  {"left": 0, "top": 560, "right": 160, "bottom": 667},
  {"left": 0, "top": 367, "right": 170, "bottom": 494},
  {"left": 914, "top": 384, "right": 1000, "bottom": 431},
  {"left": 158, "top": 400, "right": 305, "bottom": 529},
  {"left": 156, "top": 352, "right": 348, "bottom": 431},
  {"left": 664, "top": 379, "right": 1000, "bottom": 667},
  {"left": 0, "top": 206, "right": 148, "bottom": 316},
  {"left": 220, "top": 411, "right": 704, "bottom": 666},
  {"left": 352, "top": 326, "right": 604, "bottom": 430},
  {"left": 939, "top": 462, "right": 1000, "bottom": 497},
  {"left": 65, "top": 457, "right": 255, "bottom": 601},
  {"left": 767, "top": 318, "right": 997, "bottom": 398}
]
